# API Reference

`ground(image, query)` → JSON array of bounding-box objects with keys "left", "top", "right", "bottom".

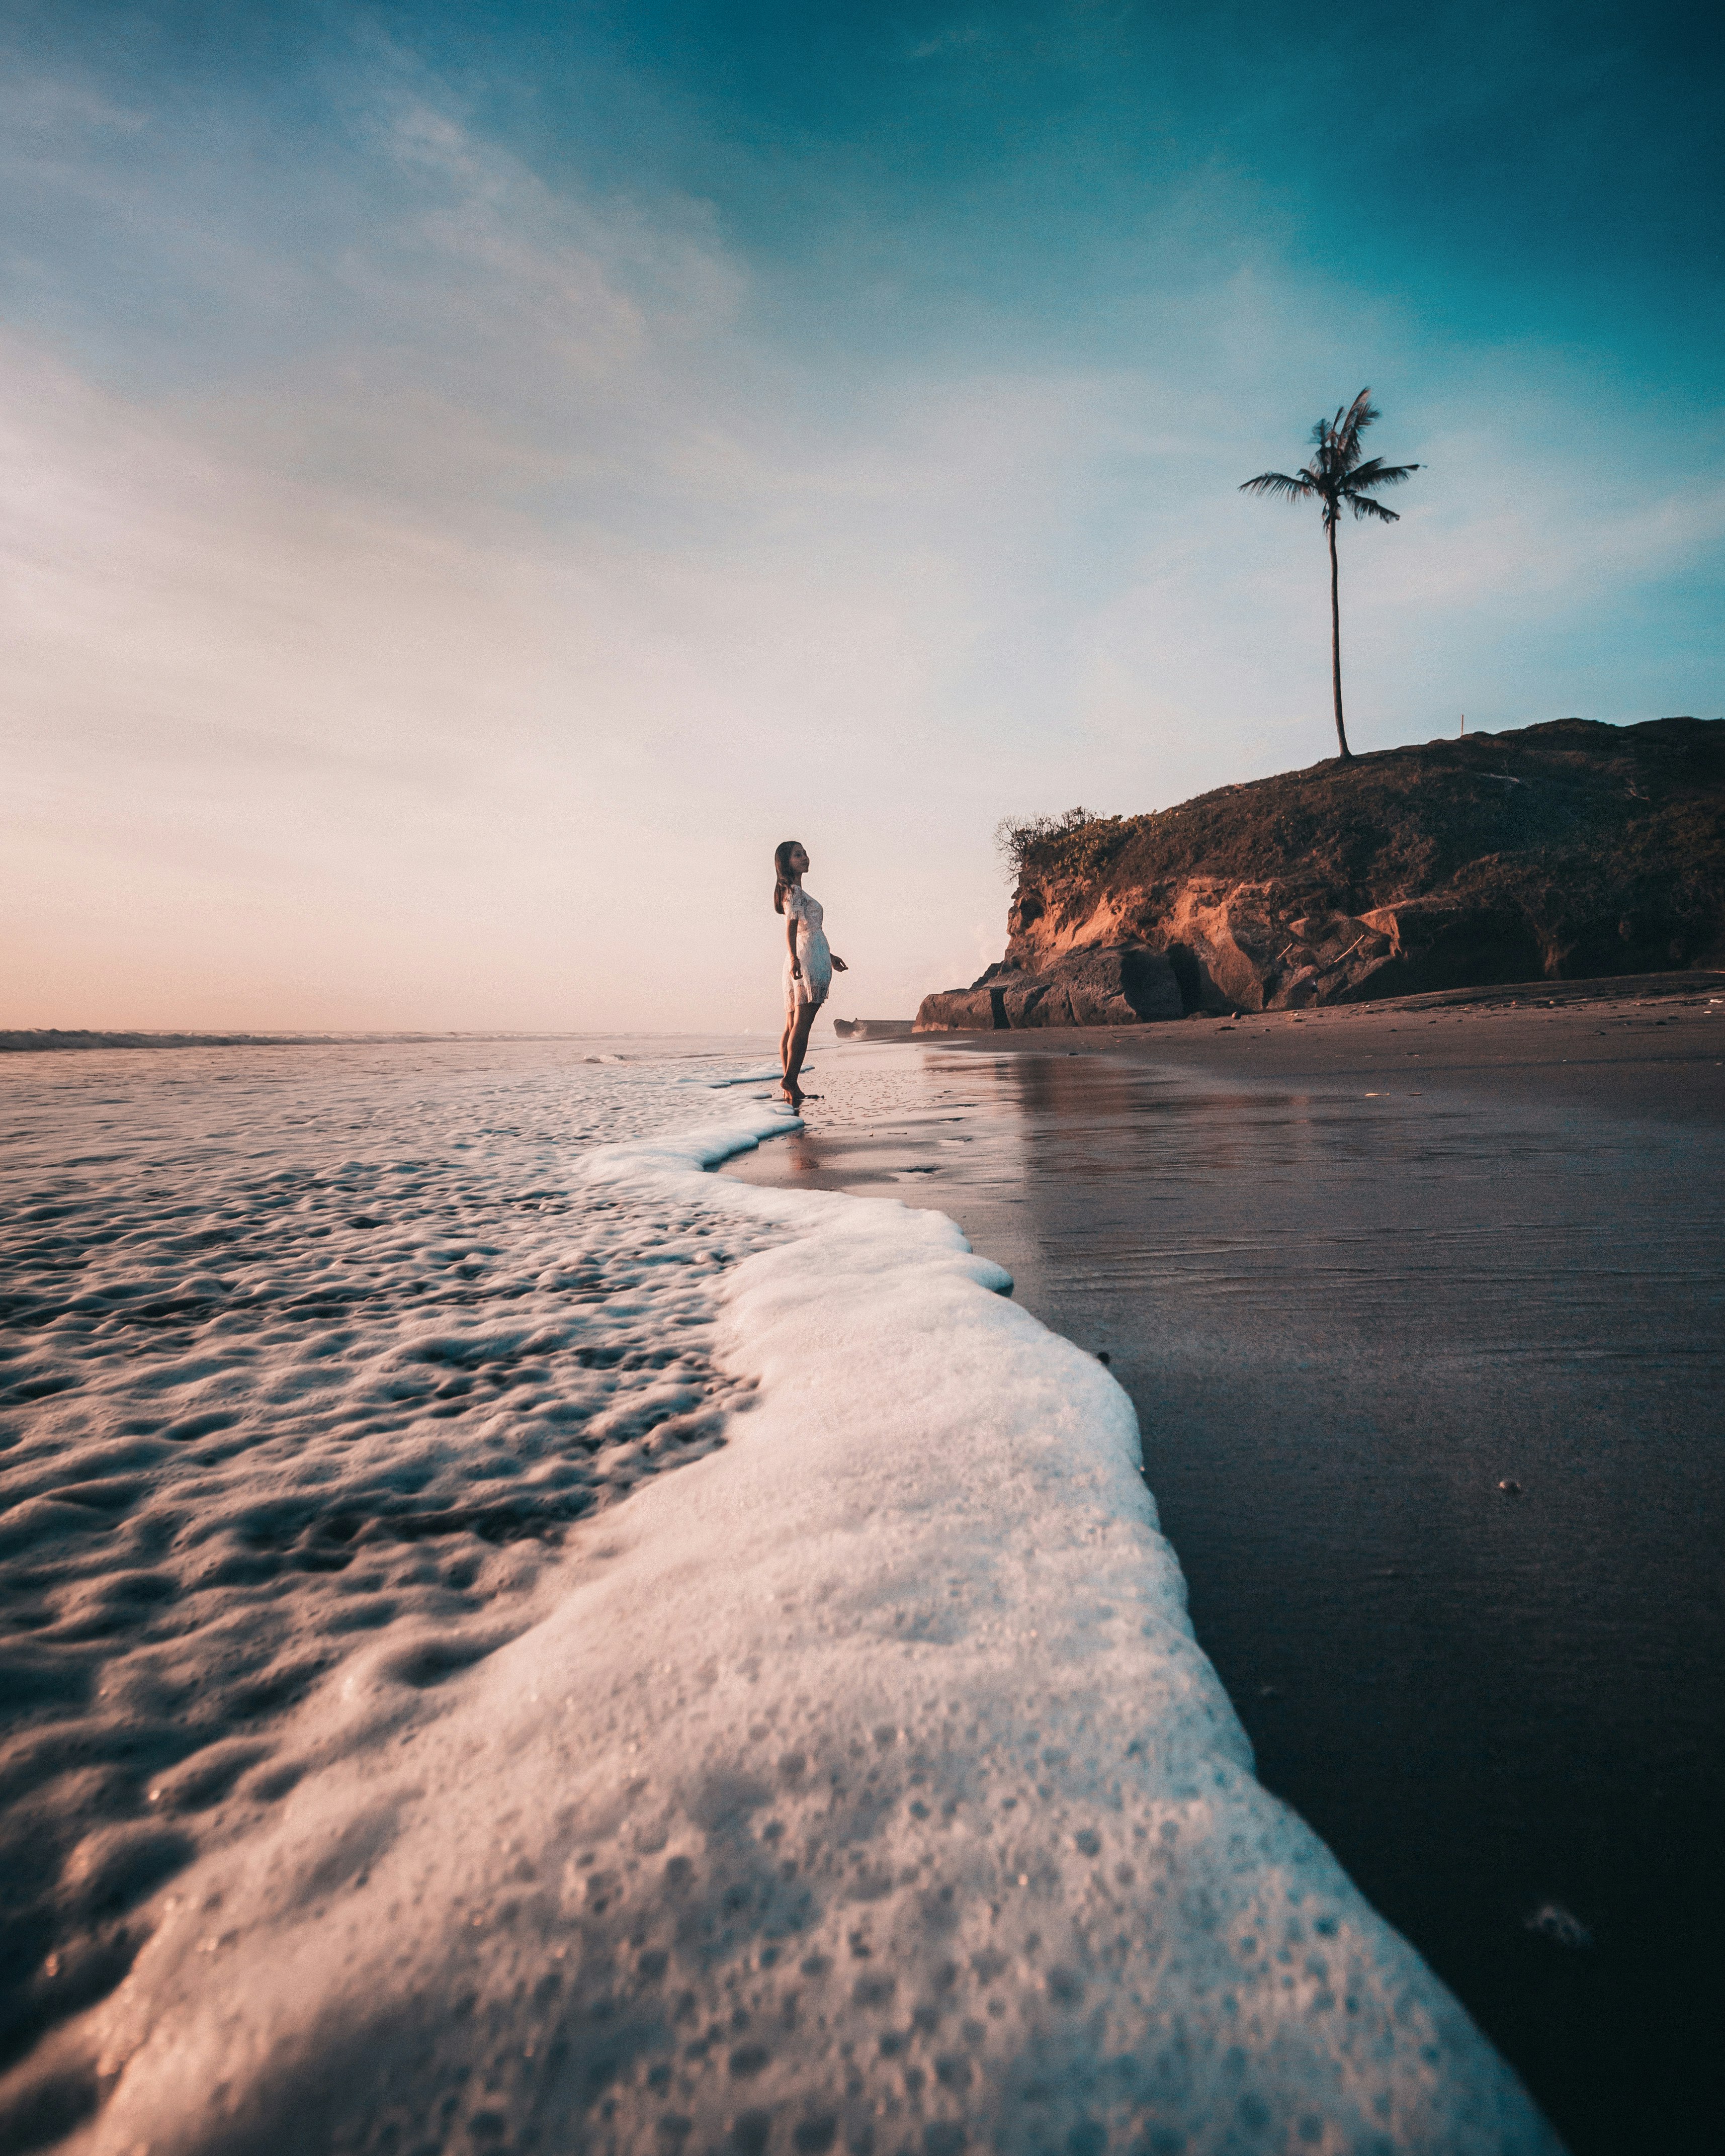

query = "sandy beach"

[{"left": 724, "top": 973, "right": 1725, "bottom": 2156}]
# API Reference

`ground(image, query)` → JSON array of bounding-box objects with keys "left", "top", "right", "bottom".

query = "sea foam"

[{"left": 0, "top": 1044, "right": 1555, "bottom": 2153}]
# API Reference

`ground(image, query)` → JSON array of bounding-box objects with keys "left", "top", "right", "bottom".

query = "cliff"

[{"left": 915, "top": 717, "right": 1725, "bottom": 1027}]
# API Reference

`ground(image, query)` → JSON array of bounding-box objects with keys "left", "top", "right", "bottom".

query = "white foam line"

[
  {"left": 680, "top": 1068, "right": 819, "bottom": 1090},
  {"left": 691, "top": 1071, "right": 792, "bottom": 1089},
  {"left": 57, "top": 1104, "right": 1557, "bottom": 2156}
]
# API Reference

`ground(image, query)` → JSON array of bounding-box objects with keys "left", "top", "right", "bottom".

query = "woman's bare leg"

[
  {"left": 783, "top": 1003, "right": 819, "bottom": 1102},
  {"left": 779, "top": 1001, "right": 800, "bottom": 1098}
]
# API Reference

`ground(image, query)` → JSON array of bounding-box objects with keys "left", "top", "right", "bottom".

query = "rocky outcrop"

[
  {"left": 913, "top": 943, "right": 1183, "bottom": 1031},
  {"left": 952, "top": 717, "right": 1725, "bottom": 1019}
]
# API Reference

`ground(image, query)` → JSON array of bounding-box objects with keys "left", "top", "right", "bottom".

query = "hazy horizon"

[{"left": 4, "top": 2, "right": 1720, "bottom": 1033}]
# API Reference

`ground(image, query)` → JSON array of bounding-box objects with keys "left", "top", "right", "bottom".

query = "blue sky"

[{"left": 3, "top": 1, "right": 1720, "bottom": 1028}]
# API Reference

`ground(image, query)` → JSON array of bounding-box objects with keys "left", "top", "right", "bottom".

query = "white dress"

[{"left": 783, "top": 884, "right": 833, "bottom": 1012}]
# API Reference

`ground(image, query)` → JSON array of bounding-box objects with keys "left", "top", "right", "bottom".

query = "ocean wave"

[{"left": 0, "top": 1053, "right": 1556, "bottom": 2153}]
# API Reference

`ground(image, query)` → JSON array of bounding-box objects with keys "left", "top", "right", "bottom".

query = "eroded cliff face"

[{"left": 919, "top": 718, "right": 1725, "bottom": 1025}]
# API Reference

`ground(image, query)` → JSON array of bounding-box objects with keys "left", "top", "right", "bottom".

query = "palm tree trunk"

[{"left": 1328, "top": 517, "right": 1351, "bottom": 760}]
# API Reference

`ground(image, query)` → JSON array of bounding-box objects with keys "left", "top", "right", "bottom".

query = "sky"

[{"left": 3, "top": 0, "right": 1721, "bottom": 1032}]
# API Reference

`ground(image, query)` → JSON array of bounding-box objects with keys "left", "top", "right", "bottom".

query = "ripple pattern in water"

[{"left": 0, "top": 1039, "right": 784, "bottom": 2086}]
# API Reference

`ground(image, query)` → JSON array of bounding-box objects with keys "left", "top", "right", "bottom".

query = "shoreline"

[
  {"left": 724, "top": 980, "right": 1724, "bottom": 2155},
  {"left": 0, "top": 1030, "right": 747, "bottom": 1053},
  {"left": 910, "top": 967, "right": 1725, "bottom": 1124}
]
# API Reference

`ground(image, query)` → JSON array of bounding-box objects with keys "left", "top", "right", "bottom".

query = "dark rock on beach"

[
  {"left": 914, "top": 943, "right": 1184, "bottom": 1032},
  {"left": 830, "top": 1018, "right": 916, "bottom": 1040},
  {"left": 916, "top": 717, "right": 1725, "bottom": 1025}
]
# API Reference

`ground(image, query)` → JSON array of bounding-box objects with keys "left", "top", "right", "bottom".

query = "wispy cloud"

[{"left": 907, "top": 23, "right": 989, "bottom": 62}]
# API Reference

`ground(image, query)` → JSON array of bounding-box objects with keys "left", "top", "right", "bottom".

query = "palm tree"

[{"left": 1239, "top": 389, "right": 1420, "bottom": 761}]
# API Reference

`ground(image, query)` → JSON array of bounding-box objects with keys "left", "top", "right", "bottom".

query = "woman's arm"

[{"left": 785, "top": 902, "right": 802, "bottom": 979}]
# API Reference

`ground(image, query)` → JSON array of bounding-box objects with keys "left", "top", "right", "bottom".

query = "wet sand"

[{"left": 724, "top": 973, "right": 1725, "bottom": 2156}]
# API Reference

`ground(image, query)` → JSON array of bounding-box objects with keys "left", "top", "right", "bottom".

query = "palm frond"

[
  {"left": 1348, "top": 456, "right": 1421, "bottom": 492},
  {"left": 1238, "top": 470, "right": 1315, "bottom": 503},
  {"left": 1329, "top": 389, "right": 1380, "bottom": 473},
  {"left": 1244, "top": 395, "right": 1418, "bottom": 527},
  {"left": 1339, "top": 388, "right": 1377, "bottom": 437}
]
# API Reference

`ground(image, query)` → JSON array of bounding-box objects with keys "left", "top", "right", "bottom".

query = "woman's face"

[{"left": 789, "top": 844, "right": 809, "bottom": 876}]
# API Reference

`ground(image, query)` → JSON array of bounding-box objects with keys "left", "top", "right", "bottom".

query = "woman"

[{"left": 773, "top": 838, "right": 846, "bottom": 1107}]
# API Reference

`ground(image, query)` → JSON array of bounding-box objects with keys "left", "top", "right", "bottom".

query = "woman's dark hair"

[{"left": 772, "top": 839, "right": 803, "bottom": 914}]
